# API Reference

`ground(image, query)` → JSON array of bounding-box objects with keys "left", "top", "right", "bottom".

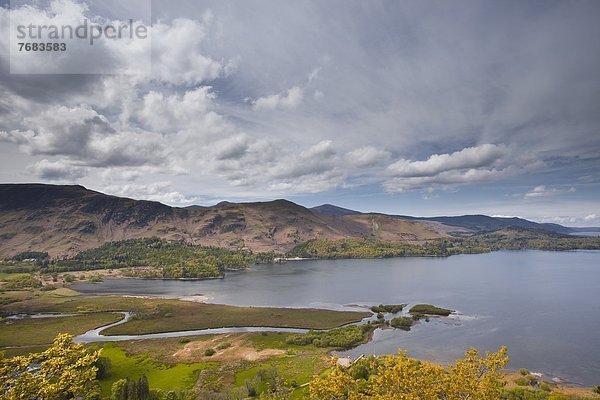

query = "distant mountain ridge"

[
  {"left": 310, "top": 204, "right": 577, "bottom": 235},
  {"left": 0, "top": 183, "right": 589, "bottom": 258}
]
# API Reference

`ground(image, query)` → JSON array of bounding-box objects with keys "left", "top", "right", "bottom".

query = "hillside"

[
  {"left": 310, "top": 204, "right": 575, "bottom": 234},
  {"left": 0, "top": 184, "right": 447, "bottom": 258}
]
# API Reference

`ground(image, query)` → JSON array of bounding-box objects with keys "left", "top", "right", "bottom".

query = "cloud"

[
  {"left": 1, "top": 0, "right": 599, "bottom": 216},
  {"left": 523, "top": 185, "right": 576, "bottom": 199},
  {"left": 3, "top": 0, "right": 150, "bottom": 75},
  {"left": 382, "top": 144, "right": 517, "bottom": 192},
  {"left": 387, "top": 144, "right": 507, "bottom": 178},
  {"left": 151, "top": 15, "right": 227, "bottom": 85},
  {"left": 0, "top": 105, "right": 169, "bottom": 168},
  {"left": 345, "top": 146, "right": 390, "bottom": 168},
  {"left": 584, "top": 213, "right": 597, "bottom": 222},
  {"left": 100, "top": 182, "right": 197, "bottom": 205},
  {"left": 211, "top": 134, "right": 248, "bottom": 160},
  {"left": 137, "top": 87, "right": 219, "bottom": 132},
  {"left": 28, "top": 159, "right": 88, "bottom": 181},
  {"left": 384, "top": 167, "right": 504, "bottom": 192},
  {"left": 253, "top": 86, "right": 304, "bottom": 111}
]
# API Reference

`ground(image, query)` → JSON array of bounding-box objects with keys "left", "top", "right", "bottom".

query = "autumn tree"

[
  {"left": 310, "top": 347, "right": 509, "bottom": 400},
  {"left": 0, "top": 333, "right": 100, "bottom": 399}
]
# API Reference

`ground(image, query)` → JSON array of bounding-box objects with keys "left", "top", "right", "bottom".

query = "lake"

[{"left": 72, "top": 250, "right": 600, "bottom": 386}]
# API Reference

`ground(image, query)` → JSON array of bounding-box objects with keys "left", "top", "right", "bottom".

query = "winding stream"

[{"left": 72, "top": 312, "right": 310, "bottom": 343}]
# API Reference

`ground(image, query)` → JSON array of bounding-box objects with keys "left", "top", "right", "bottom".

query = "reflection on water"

[{"left": 72, "top": 250, "right": 600, "bottom": 385}]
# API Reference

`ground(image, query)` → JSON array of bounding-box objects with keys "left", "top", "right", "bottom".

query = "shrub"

[
  {"left": 204, "top": 348, "right": 215, "bottom": 356},
  {"left": 370, "top": 304, "right": 405, "bottom": 313},
  {"left": 216, "top": 342, "right": 232, "bottom": 350},
  {"left": 390, "top": 316, "right": 414, "bottom": 331},
  {"left": 520, "top": 368, "right": 530, "bottom": 376},
  {"left": 94, "top": 356, "right": 112, "bottom": 379},
  {"left": 409, "top": 304, "right": 453, "bottom": 316}
]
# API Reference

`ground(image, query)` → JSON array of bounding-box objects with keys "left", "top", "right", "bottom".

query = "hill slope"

[{"left": 0, "top": 184, "right": 447, "bottom": 257}]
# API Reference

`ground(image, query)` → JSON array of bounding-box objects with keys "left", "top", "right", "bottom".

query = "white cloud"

[
  {"left": 137, "top": 87, "right": 217, "bottom": 132},
  {"left": 253, "top": 86, "right": 304, "bottom": 111},
  {"left": 151, "top": 16, "right": 226, "bottom": 85},
  {"left": 584, "top": 213, "right": 597, "bottom": 221},
  {"left": 387, "top": 144, "right": 507, "bottom": 178},
  {"left": 384, "top": 167, "right": 503, "bottom": 192},
  {"left": 100, "top": 182, "right": 197, "bottom": 205},
  {"left": 523, "top": 185, "right": 575, "bottom": 199},
  {"left": 345, "top": 146, "right": 390, "bottom": 168}
]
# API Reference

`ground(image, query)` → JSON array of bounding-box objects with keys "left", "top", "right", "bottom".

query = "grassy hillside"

[{"left": 0, "top": 184, "right": 448, "bottom": 258}]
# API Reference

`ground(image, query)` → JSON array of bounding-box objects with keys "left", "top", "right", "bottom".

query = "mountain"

[
  {"left": 0, "top": 184, "right": 581, "bottom": 258},
  {"left": 0, "top": 184, "right": 446, "bottom": 258},
  {"left": 311, "top": 205, "right": 574, "bottom": 235},
  {"left": 412, "top": 215, "right": 572, "bottom": 234},
  {"left": 310, "top": 204, "right": 362, "bottom": 216}
]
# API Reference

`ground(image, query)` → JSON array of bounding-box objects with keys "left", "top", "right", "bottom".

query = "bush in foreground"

[
  {"left": 310, "top": 347, "right": 508, "bottom": 399},
  {"left": 0, "top": 333, "right": 100, "bottom": 399}
]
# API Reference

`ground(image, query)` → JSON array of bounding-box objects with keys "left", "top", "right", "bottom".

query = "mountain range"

[{"left": 0, "top": 184, "right": 592, "bottom": 258}]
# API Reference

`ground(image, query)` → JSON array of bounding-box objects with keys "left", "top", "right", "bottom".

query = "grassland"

[
  {"left": 90, "top": 332, "right": 333, "bottom": 399},
  {"left": 95, "top": 344, "right": 216, "bottom": 397},
  {"left": 1, "top": 290, "right": 370, "bottom": 334},
  {"left": 0, "top": 313, "right": 123, "bottom": 348}
]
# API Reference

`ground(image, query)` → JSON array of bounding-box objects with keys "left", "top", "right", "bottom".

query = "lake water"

[{"left": 72, "top": 250, "right": 600, "bottom": 386}]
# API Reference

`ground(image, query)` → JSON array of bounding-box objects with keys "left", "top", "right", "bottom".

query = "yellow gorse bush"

[{"left": 310, "top": 347, "right": 508, "bottom": 400}]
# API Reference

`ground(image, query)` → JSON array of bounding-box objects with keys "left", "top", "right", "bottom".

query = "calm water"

[{"left": 72, "top": 250, "right": 600, "bottom": 385}]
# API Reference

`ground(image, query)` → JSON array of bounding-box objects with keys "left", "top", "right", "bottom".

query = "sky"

[{"left": 0, "top": 0, "right": 599, "bottom": 226}]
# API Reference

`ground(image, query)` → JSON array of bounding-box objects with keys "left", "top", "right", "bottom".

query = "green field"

[
  {"left": 0, "top": 313, "right": 123, "bottom": 348},
  {"left": 97, "top": 344, "right": 215, "bottom": 396},
  {"left": 94, "top": 333, "right": 332, "bottom": 399},
  {"left": 0, "top": 272, "right": 30, "bottom": 281},
  {"left": 0, "top": 293, "right": 370, "bottom": 335}
]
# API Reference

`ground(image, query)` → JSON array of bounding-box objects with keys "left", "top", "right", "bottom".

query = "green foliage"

[
  {"left": 11, "top": 251, "right": 49, "bottom": 262},
  {"left": 0, "top": 333, "right": 99, "bottom": 399},
  {"left": 369, "top": 304, "right": 405, "bottom": 313},
  {"left": 95, "top": 356, "right": 112, "bottom": 379},
  {"left": 501, "top": 387, "right": 550, "bottom": 399},
  {"left": 515, "top": 375, "right": 539, "bottom": 387},
  {"left": 204, "top": 348, "right": 216, "bottom": 356},
  {"left": 286, "top": 324, "right": 373, "bottom": 349},
  {"left": 288, "top": 230, "right": 600, "bottom": 260},
  {"left": 41, "top": 238, "right": 277, "bottom": 279},
  {"left": 389, "top": 316, "right": 415, "bottom": 331},
  {"left": 111, "top": 375, "right": 151, "bottom": 400},
  {"left": 88, "top": 273, "right": 104, "bottom": 283},
  {"left": 310, "top": 347, "right": 509, "bottom": 399},
  {"left": 216, "top": 342, "right": 232, "bottom": 350},
  {"left": 520, "top": 368, "right": 530, "bottom": 376},
  {"left": 409, "top": 304, "right": 453, "bottom": 316},
  {"left": 3, "top": 275, "right": 42, "bottom": 289},
  {"left": 594, "top": 386, "right": 600, "bottom": 394}
]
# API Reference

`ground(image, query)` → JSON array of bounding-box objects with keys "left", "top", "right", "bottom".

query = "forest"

[
  {"left": 28, "top": 238, "right": 276, "bottom": 279},
  {"left": 286, "top": 229, "right": 600, "bottom": 259}
]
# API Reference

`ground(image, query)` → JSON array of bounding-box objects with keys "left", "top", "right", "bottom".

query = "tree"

[
  {"left": 111, "top": 379, "right": 127, "bottom": 400},
  {"left": 309, "top": 347, "right": 509, "bottom": 400},
  {"left": 0, "top": 333, "right": 100, "bottom": 399}
]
